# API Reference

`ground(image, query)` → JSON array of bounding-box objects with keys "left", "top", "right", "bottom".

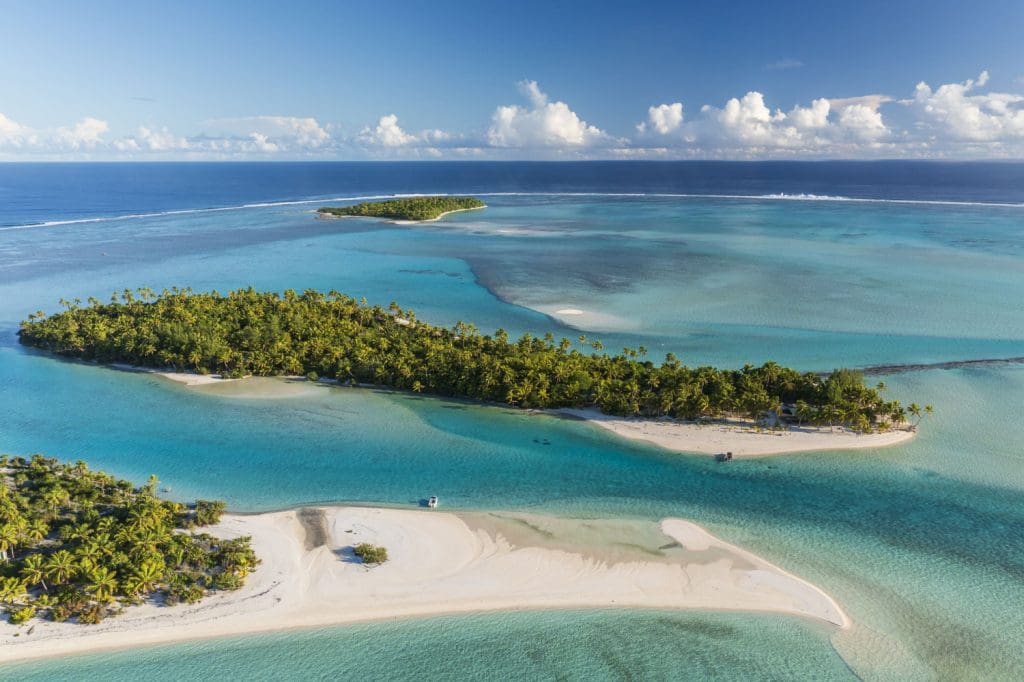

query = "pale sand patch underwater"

[
  {"left": 556, "top": 408, "right": 915, "bottom": 457},
  {"left": 143, "top": 371, "right": 913, "bottom": 456},
  {"left": 0, "top": 507, "right": 847, "bottom": 663}
]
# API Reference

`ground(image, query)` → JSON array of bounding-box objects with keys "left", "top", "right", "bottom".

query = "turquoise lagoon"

[{"left": 2, "top": 192, "right": 1024, "bottom": 679}]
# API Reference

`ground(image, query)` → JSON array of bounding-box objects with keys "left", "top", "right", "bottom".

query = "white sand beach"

[
  {"left": 0, "top": 507, "right": 847, "bottom": 664},
  {"left": 111, "top": 363, "right": 233, "bottom": 386},
  {"left": 142, "top": 372, "right": 914, "bottom": 456},
  {"left": 557, "top": 407, "right": 915, "bottom": 456}
]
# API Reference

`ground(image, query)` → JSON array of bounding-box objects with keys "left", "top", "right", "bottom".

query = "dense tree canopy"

[
  {"left": 1, "top": 455, "right": 257, "bottom": 626},
  {"left": 19, "top": 288, "right": 912, "bottom": 432},
  {"left": 318, "top": 196, "right": 485, "bottom": 221}
]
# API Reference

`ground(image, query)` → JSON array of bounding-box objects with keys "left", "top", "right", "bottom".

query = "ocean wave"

[
  {"left": 5, "top": 190, "right": 1023, "bottom": 232},
  {"left": 0, "top": 194, "right": 430, "bottom": 232},
  {"left": 474, "top": 191, "right": 1024, "bottom": 208}
]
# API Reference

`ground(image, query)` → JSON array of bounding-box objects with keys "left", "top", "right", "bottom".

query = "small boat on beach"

[{"left": 427, "top": 495, "right": 438, "bottom": 508}]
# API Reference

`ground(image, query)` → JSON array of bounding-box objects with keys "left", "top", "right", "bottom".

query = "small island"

[
  {"left": 0, "top": 455, "right": 258, "bottom": 627},
  {"left": 317, "top": 196, "right": 486, "bottom": 222},
  {"left": 18, "top": 289, "right": 923, "bottom": 437}
]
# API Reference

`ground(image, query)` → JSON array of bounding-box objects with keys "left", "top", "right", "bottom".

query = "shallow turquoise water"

[
  {"left": 6, "top": 611, "right": 854, "bottom": 681},
  {"left": 2, "top": 195, "right": 1024, "bottom": 679}
]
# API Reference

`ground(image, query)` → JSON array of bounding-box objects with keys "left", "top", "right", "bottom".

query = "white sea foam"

[
  {"left": 473, "top": 191, "right": 1024, "bottom": 208},
  {"left": 4, "top": 190, "right": 1022, "bottom": 232},
  {"left": 0, "top": 194, "right": 430, "bottom": 232}
]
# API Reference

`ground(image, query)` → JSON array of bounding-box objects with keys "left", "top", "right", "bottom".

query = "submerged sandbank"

[
  {"left": 557, "top": 407, "right": 915, "bottom": 457},
  {"left": 139, "top": 371, "right": 913, "bottom": 456},
  {"left": 0, "top": 507, "right": 847, "bottom": 663}
]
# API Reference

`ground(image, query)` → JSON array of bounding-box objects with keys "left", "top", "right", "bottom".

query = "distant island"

[
  {"left": 0, "top": 455, "right": 257, "bottom": 627},
  {"left": 317, "top": 196, "right": 485, "bottom": 222},
  {"left": 18, "top": 289, "right": 922, "bottom": 434}
]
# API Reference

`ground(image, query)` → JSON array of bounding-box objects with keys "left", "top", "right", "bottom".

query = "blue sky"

[{"left": 2, "top": 0, "right": 1024, "bottom": 159}]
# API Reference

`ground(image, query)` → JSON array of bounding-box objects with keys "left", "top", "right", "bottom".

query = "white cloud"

[
  {"left": 202, "top": 116, "right": 332, "bottom": 151},
  {"left": 358, "top": 114, "right": 417, "bottom": 147},
  {"left": 788, "top": 98, "right": 830, "bottom": 129},
  {"left": 0, "top": 112, "right": 36, "bottom": 148},
  {"left": 4, "top": 72, "right": 1024, "bottom": 159},
  {"left": 253, "top": 116, "right": 330, "bottom": 148},
  {"left": 245, "top": 132, "right": 280, "bottom": 153},
  {"left": 487, "top": 80, "right": 611, "bottom": 148},
  {"left": 131, "top": 126, "right": 191, "bottom": 152},
  {"left": 701, "top": 92, "right": 793, "bottom": 145},
  {"left": 638, "top": 103, "right": 684, "bottom": 134},
  {"left": 688, "top": 90, "right": 889, "bottom": 154},
  {"left": 912, "top": 70, "right": 1024, "bottom": 142},
  {"left": 838, "top": 104, "right": 888, "bottom": 140},
  {"left": 54, "top": 117, "right": 109, "bottom": 149},
  {"left": 355, "top": 115, "right": 458, "bottom": 158}
]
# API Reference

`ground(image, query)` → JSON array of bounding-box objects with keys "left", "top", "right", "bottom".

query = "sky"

[{"left": 2, "top": 0, "right": 1024, "bottom": 160}]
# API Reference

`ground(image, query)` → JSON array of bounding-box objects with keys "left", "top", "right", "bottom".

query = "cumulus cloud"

[
  {"left": 358, "top": 114, "right": 418, "bottom": 147},
  {"left": 1, "top": 113, "right": 109, "bottom": 153},
  {"left": 487, "top": 80, "right": 612, "bottom": 148},
  {"left": 202, "top": 116, "right": 332, "bottom": 151},
  {"left": 54, "top": 117, "right": 109, "bottom": 149},
  {"left": 354, "top": 115, "right": 457, "bottom": 159},
  {"left": 129, "top": 126, "right": 191, "bottom": 152},
  {"left": 5, "top": 72, "right": 1024, "bottom": 159},
  {"left": 255, "top": 116, "right": 330, "bottom": 148},
  {"left": 0, "top": 112, "right": 36, "bottom": 148},
  {"left": 637, "top": 103, "right": 684, "bottom": 134},
  {"left": 688, "top": 90, "right": 890, "bottom": 154},
  {"left": 912, "top": 70, "right": 1024, "bottom": 142},
  {"left": 837, "top": 104, "right": 888, "bottom": 140}
]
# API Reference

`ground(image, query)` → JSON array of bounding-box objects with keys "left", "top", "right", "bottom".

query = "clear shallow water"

[
  {"left": 6, "top": 611, "right": 854, "bottom": 681},
  {"left": 2, "top": 162, "right": 1024, "bottom": 679}
]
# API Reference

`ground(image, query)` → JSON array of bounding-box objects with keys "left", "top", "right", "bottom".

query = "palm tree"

[
  {"left": 25, "top": 518, "right": 48, "bottom": 545},
  {"left": 21, "top": 553, "right": 48, "bottom": 591},
  {"left": 133, "top": 560, "right": 164, "bottom": 593},
  {"left": 0, "top": 577, "right": 27, "bottom": 606},
  {"left": 45, "top": 549, "right": 77, "bottom": 585},
  {"left": 120, "top": 575, "right": 145, "bottom": 599},
  {"left": 0, "top": 523, "right": 18, "bottom": 561},
  {"left": 87, "top": 566, "right": 118, "bottom": 602}
]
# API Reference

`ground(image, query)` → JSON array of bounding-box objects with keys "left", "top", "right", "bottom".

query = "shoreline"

[
  {"left": 0, "top": 506, "right": 847, "bottom": 664},
  {"left": 316, "top": 204, "right": 486, "bottom": 225},
  {"left": 115, "top": 367, "right": 915, "bottom": 456},
  {"left": 555, "top": 407, "right": 915, "bottom": 456}
]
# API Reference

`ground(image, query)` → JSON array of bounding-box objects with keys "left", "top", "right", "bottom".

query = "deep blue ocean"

[
  {"left": 3, "top": 160, "right": 1024, "bottom": 229},
  {"left": 2, "top": 162, "right": 1023, "bottom": 680}
]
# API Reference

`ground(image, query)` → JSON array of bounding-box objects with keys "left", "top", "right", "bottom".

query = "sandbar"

[{"left": 0, "top": 507, "right": 847, "bottom": 663}]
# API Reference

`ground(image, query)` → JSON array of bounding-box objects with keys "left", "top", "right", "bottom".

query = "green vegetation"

[
  {"left": 18, "top": 288, "right": 925, "bottom": 433},
  {"left": 352, "top": 543, "right": 388, "bottom": 565},
  {"left": 318, "top": 196, "right": 485, "bottom": 222},
  {"left": 0, "top": 454, "right": 258, "bottom": 626}
]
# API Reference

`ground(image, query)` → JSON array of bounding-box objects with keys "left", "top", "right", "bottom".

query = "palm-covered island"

[
  {"left": 20, "top": 289, "right": 918, "bottom": 433},
  {"left": 317, "top": 196, "right": 485, "bottom": 222},
  {"left": 1, "top": 455, "right": 257, "bottom": 626}
]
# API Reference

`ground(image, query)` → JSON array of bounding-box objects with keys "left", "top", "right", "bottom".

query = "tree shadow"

[{"left": 333, "top": 546, "right": 364, "bottom": 565}]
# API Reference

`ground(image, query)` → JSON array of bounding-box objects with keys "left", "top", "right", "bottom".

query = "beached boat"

[{"left": 428, "top": 495, "right": 438, "bottom": 508}]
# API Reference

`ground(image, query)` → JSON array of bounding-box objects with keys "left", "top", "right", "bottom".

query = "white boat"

[{"left": 427, "top": 495, "right": 438, "bottom": 508}]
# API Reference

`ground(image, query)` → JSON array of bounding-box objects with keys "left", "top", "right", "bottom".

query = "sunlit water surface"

[{"left": 2, "top": 164, "right": 1023, "bottom": 679}]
